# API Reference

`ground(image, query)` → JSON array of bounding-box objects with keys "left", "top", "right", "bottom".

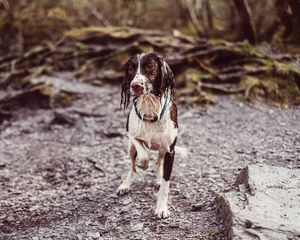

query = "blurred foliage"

[
  {"left": 0, "top": 0, "right": 299, "bottom": 108},
  {"left": 1, "top": 0, "right": 300, "bottom": 53},
  {"left": 0, "top": 0, "right": 186, "bottom": 53}
]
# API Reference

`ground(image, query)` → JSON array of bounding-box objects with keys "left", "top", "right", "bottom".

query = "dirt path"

[{"left": 0, "top": 76, "right": 299, "bottom": 240}]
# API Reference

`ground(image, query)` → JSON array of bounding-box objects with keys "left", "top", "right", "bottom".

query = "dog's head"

[{"left": 120, "top": 53, "right": 175, "bottom": 110}]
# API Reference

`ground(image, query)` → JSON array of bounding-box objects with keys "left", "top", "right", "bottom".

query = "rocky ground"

[{"left": 0, "top": 75, "right": 299, "bottom": 240}]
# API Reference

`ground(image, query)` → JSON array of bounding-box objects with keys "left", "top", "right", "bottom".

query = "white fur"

[
  {"left": 116, "top": 143, "right": 136, "bottom": 194},
  {"left": 130, "top": 53, "right": 151, "bottom": 95},
  {"left": 116, "top": 171, "right": 133, "bottom": 195},
  {"left": 156, "top": 152, "right": 164, "bottom": 186},
  {"left": 155, "top": 179, "right": 170, "bottom": 218}
]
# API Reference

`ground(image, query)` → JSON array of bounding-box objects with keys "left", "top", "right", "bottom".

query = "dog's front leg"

[
  {"left": 155, "top": 138, "right": 177, "bottom": 219},
  {"left": 117, "top": 142, "right": 137, "bottom": 195},
  {"left": 130, "top": 137, "right": 150, "bottom": 170},
  {"left": 156, "top": 151, "right": 164, "bottom": 186}
]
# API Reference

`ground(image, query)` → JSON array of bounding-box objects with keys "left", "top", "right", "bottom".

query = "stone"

[
  {"left": 87, "top": 232, "right": 101, "bottom": 239},
  {"left": 131, "top": 223, "right": 144, "bottom": 232},
  {"left": 226, "top": 164, "right": 300, "bottom": 240}
]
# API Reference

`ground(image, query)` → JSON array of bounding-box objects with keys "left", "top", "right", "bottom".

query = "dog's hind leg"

[
  {"left": 155, "top": 137, "right": 177, "bottom": 219},
  {"left": 117, "top": 141, "right": 137, "bottom": 195}
]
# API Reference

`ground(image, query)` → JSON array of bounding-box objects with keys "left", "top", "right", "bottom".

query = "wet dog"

[{"left": 117, "top": 53, "right": 187, "bottom": 219}]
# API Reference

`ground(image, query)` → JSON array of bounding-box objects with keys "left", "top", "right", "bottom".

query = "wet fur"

[
  {"left": 117, "top": 53, "right": 186, "bottom": 219},
  {"left": 136, "top": 94, "right": 161, "bottom": 119}
]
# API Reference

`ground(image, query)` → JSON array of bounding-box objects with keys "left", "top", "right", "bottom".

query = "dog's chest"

[{"left": 128, "top": 108, "right": 176, "bottom": 150}]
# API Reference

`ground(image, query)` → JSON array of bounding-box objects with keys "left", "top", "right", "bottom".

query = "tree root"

[{"left": 0, "top": 26, "right": 299, "bottom": 107}]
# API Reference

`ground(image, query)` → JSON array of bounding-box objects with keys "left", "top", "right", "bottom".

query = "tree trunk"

[
  {"left": 233, "top": 0, "right": 257, "bottom": 44},
  {"left": 288, "top": 0, "right": 300, "bottom": 43},
  {"left": 201, "top": 0, "right": 214, "bottom": 37},
  {"left": 275, "top": 0, "right": 292, "bottom": 38}
]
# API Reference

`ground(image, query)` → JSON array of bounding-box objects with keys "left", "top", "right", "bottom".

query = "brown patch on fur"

[{"left": 170, "top": 100, "right": 178, "bottom": 128}]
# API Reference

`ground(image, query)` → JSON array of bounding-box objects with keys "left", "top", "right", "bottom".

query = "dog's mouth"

[
  {"left": 131, "top": 91, "right": 142, "bottom": 97},
  {"left": 141, "top": 114, "right": 159, "bottom": 122}
]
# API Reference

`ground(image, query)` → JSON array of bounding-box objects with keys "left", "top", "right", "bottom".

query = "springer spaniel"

[{"left": 117, "top": 53, "right": 187, "bottom": 219}]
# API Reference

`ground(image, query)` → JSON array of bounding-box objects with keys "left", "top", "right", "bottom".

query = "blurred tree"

[
  {"left": 183, "top": 0, "right": 205, "bottom": 37},
  {"left": 202, "top": 0, "right": 214, "bottom": 37},
  {"left": 275, "top": 0, "right": 292, "bottom": 38},
  {"left": 233, "top": 0, "right": 256, "bottom": 44},
  {"left": 288, "top": 0, "right": 300, "bottom": 43},
  {"left": 1, "top": 0, "right": 299, "bottom": 53}
]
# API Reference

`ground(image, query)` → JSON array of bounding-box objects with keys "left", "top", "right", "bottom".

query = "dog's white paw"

[
  {"left": 155, "top": 206, "right": 170, "bottom": 219},
  {"left": 137, "top": 158, "right": 149, "bottom": 170},
  {"left": 116, "top": 183, "right": 130, "bottom": 195}
]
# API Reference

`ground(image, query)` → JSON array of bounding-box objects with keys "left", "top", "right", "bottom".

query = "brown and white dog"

[{"left": 117, "top": 53, "right": 187, "bottom": 219}]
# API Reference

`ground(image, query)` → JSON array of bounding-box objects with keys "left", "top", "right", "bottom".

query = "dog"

[{"left": 117, "top": 52, "right": 187, "bottom": 219}]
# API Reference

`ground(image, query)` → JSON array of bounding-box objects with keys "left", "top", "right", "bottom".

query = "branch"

[{"left": 89, "top": 6, "right": 112, "bottom": 27}]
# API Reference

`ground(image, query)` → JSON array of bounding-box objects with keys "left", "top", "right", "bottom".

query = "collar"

[{"left": 133, "top": 91, "right": 170, "bottom": 122}]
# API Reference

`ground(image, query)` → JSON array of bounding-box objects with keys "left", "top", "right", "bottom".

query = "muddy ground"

[{"left": 0, "top": 75, "right": 299, "bottom": 240}]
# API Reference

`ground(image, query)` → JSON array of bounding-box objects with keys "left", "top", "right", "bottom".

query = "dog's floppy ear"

[
  {"left": 159, "top": 57, "right": 175, "bottom": 95},
  {"left": 120, "top": 57, "right": 134, "bottom": 110}
]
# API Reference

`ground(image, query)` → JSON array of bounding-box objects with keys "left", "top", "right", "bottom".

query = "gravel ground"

[{"left": 0, "top": 76, "right": 299, "bottom": 240}]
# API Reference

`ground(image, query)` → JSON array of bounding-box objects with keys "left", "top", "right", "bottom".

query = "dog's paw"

[
  {"left": 155, "top": 206, "right": 170, "bottom": 219},
  {"left": 116, "top": 183, "right": 130, "bottom": 195},
  {"left": 137, "top": 158, "right": 149, "bottom": 170}
]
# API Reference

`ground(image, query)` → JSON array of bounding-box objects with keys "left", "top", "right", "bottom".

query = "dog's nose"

[{"left": 131, "top": 82, "right": 144, "bottom": 93}]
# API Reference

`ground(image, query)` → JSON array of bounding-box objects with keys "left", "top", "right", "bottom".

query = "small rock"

[
  {"left": 51, "top": 111, "right": 76, "bottom": 125},
  {"left": 131, "top": 223, "right": 144, "bottom": 232},
  {"left": 122, "top": 198, "right": 132, "bottom": 205},
  {"left": 103, "top": 132, "right": 123, "bottom": 138},
  {"left": 87, "top": 232, "right": 100, "bottom": 239},
  {"left": 245, "top": 219, "right": 253, "bottom": 228},
  {"left": 169, "top": 223, "right": 180, "bottom": 228},
  {"left": 0, "top": 163, "right": 6, "bottom": 169},
  {"left": 85, "top": 219, "right": 92, "bottom": 226},
  {"left": 29, "top": 205, "right": 39, "bottom": 212},
  {"left": 191, "top": 204, "right": 204, "bottom": 211}
]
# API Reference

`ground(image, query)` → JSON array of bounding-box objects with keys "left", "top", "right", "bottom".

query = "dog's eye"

[{"left": 146, "top": 64, "right": 154, "bottom": 72}]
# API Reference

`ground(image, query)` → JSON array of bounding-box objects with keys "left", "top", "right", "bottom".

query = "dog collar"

[{"left": 133, "top": 92, "right": 170, "bottom": 122}]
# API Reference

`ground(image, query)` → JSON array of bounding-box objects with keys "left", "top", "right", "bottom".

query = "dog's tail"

[{"left": 175, "top": 146, "right": 188, "bottom": 159}]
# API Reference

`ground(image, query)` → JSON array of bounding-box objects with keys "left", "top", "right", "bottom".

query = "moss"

[
  {"left": 240, "top": 42, "right": 265, "bottom": 56},
  {"left": 75, "top": 42, "right": 87, "bottom": 53},
  {"left": 209, "top": 38, "right": 230, "bottom": 46},
  {"left": 104, "top": 52, "right": 132, "bottom": 67},
  {"left": 272, "top": 75, "right": 300, "bottom": 98},
  {"left": 176, "top": 68, "right": 202, "bottom": 96},
  {"left": 273, "top": 62, "right": 300, "bottom": 75},
  {"left": 240, "top": 76, "right": 260, "bottom": 89}
]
